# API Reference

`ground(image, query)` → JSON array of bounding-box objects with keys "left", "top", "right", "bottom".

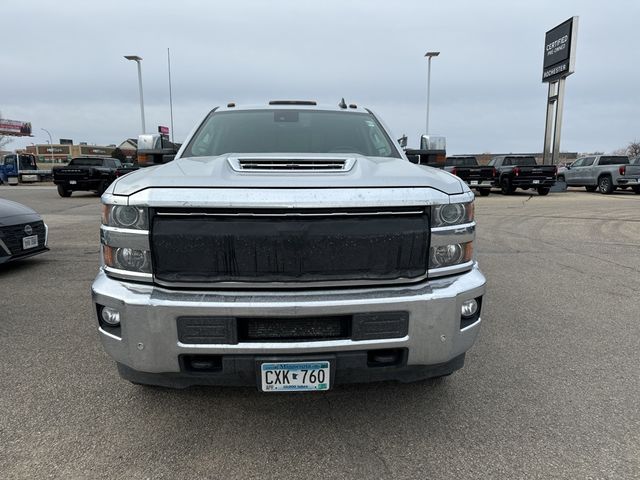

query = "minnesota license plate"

[
  {"left": 23, "top": 235, "right": 38, "bottom": 250},
  {"left": 533, "top": 180, "right": 540, "bottom": 184},
  {"left": 260, "top": 361, "right": 330, "bottom": 392},
  {"left": 69, "top": 180, "right": 77, "bottom": 184},
  {"left": 470, "top": 180, "right": 478, "bottom": 185}
]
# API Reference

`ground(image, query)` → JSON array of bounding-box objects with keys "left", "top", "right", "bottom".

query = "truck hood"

[{"left": 111, "top": 153, "right": 465, "bottom": 196}]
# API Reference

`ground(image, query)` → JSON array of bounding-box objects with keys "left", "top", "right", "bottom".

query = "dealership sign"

[
  {"left": 542, "top": 17, "right": 578, "bottom": 82},
  {"left": 37, "top": 145, "right": 70, "bottom": 155},
  {"left": 0, "top": 119, "right": 32, "bottom": 137},
  {"left": 80, "top": 146, "right": 114, "bottom": 156}
]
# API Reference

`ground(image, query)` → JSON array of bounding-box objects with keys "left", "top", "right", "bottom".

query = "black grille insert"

[
  {"left": 176, "top": 312, "right": 409, "bottom": 344},
  {"left": 238, "top": 316, "right": 350, "bottom": 342},
  {"left": 151, "top": 208, "right": 429, "bottom": 285}
]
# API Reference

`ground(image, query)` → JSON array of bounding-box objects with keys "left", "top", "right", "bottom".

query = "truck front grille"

[{"left": 150, "top": 208, "right": 429, "bottom": 286}]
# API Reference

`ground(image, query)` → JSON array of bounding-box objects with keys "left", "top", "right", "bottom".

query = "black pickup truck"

[
  {"left": 53, "top": 157, "right": 121, "bottom": 197},
  {"left": 444, "top": 156, "right": 496, "bottom": 196},
  {"left": 489, "top": 155, "right": 557, "bottom": 195}
]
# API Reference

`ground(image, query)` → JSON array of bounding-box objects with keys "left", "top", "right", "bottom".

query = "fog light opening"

[
  {"left": 461, "top": 299, "right": 478, "bottom": 318},
  {"left": 101, "top": 307, "right": 121, "bottom": 326}
]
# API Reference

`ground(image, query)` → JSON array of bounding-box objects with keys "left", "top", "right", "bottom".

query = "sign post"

[{"left": 542, "top": 17, "right": 578, "bottom": 165}]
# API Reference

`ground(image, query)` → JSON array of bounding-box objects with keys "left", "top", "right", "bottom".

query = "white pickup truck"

[{"left": 91, "top": 101, "right": 486, "bottom": 390}]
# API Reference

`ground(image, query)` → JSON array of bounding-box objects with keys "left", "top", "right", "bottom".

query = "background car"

[{"left": 0, "top": 198, "right": 49, "bottom": 264}]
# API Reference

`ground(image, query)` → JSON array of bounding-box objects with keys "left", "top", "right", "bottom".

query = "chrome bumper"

[
  {"left": 91, "top": 265, "right": 486, "bottom": 374},
  {"left": 617, "top": 177, "right": 640, "bottom": 186}
]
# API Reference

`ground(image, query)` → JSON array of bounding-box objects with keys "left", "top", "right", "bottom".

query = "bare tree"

[
  {"left": 612, "top": 147, "right": 628, "bottom": 156},
  {"left": 627, "top": 140, "right": 640, "bottom": 158}
]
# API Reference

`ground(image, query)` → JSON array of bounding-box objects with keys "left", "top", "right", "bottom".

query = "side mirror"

[
  {"left": 566, "top": 165, "right": 571, "bottom": 170},
  {"left": 397, "top": 135, "right": 408, "bottom": 149},
  {"left": 137, "top": 133, "right": 163, "bottom": 150},
  {"left": 406, "top": 154, "right": 420, "bottom": 164},
  {"left": 162, "top": 154, "right": 176, "bottom": 163},
  {"left": 420, "top": 135, "right": 446, "bottom": 151}
]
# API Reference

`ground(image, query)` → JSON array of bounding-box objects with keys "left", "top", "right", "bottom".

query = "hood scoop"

[{"left": 228, "top": 156, "right": 356, "bottom": 173}]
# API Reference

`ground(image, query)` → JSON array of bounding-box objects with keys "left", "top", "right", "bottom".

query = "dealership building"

[{"left": 23, "top": 143, "right": 117, "bottom": 163}]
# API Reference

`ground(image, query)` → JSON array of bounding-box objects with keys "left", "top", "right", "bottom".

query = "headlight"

[
  {"left": 429, "top": 242, "right": 473, "bottom": 269},
  {"left": 103, "top": 246, "right": 151, "bottom": 273},
  {"left": 431, "top": 202, "right": 474, "bottom": 227},
  {"left": 102, "top": 204, "right": 148, "bottom": 230}
]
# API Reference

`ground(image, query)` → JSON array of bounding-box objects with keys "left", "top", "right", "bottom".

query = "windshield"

[
  {"left": 599, "top": 156, "right": 628, "bottom": 165},
  {"left": 182, "top": 109, "right": 400, "bottom": 158},
  {"left": 506, "top": 157, "right": 537, "bottom": 166},
  {"left": 18, "top": 155, "right": 37, "bottom": 169},
  {"left": 446, "top": 157, "right": 477, "bottom": 166},
  {"left": 68, "top": 158, "right": 105, "bottom": 167}
]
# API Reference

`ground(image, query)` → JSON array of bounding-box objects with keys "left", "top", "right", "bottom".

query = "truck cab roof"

[{"left": 216, "top": 100, "right": 368, "bottom": 114}]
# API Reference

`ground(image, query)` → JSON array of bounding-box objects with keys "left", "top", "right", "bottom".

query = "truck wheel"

[
  {"left": 500, "top": 178, "right": 515, "bottom": 195},
  {"left": 633, "top": 186, "right": 640, "bottom": 194},
  {"left": 97, "top": 181, "right": 108, "bottom": 196},
  {"left": 537, "top": 187, "right": 550, "bottom": 196},
  {"left": 598, "top": 176, "right": 614, "bottom": 194},
  {"left": 557, "top": 175, "right": 565, "bottom": 183},
  {"left": 585, "top": 186, "right": 597, "bottom": 192},
  {"left": 57, "top": 185, "right": 72, "bottom": 197},
  {"left": 477, "top": 188, "right": 491, "bottom": 197}
]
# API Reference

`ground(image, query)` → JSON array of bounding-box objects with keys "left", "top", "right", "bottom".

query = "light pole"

[
  {"left": 424, "top": 51, "right": 440, "bottom": 135},
  {"left": 167, "top": 48, "right": 175, "bottom": 143},
  {"left": 41, "top": 128, "right": 54, "bottom": 164},
  {"left": 124, "top": 55, "right": 146, "bottom": 133}
]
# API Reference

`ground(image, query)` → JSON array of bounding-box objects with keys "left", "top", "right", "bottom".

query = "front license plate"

[
  {"left": 470, "top": 180, "right": 479, "bottom": 185},
  {"left": 69, "top": 180, "right": 77, "bottom": 184},
  {"left": 22, "top": 235, "right": 38, "bottom": 250},
  {"left": 532, "top": 180, "right": 540, "bottom": 184},
  {"left": 261, "top": 361, "right": 330, "bottom": 392}
]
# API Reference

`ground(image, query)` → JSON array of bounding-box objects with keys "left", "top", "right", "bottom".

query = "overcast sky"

[{"left": 2, "top": 0, "right": 639, "bottom": 155}]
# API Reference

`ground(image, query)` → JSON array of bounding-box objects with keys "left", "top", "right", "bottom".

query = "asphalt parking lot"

[{"left": 1, "top": 185, "right": 639, "bottom": 479}]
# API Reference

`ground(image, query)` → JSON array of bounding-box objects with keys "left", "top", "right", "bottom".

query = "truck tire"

[
  {"left": 477, "top": 188, "right": 491, "bottom": 197},
  {"left": 57, "top": 185, "right": 72, "bottom": 197},
  {"left": 633, "top": 186, "right": 640, "bottom": 194},
  {"left": 598, "top": 175, "right": 614, "bottom": 194},
  {"left": 557, "top": 175, "right": 565, "bottom": 183},
  {"left": 97, "top": 181, "right": 108, "bottom": 196},
  {"left": 585, "top": 186, "right": 597, "bottom": 192},
  {"left": 500, "top": 177, "right": 515, "bottom": 195},
  {"left": 537, "top": 187, "right": 550, "bottom": 196}
]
